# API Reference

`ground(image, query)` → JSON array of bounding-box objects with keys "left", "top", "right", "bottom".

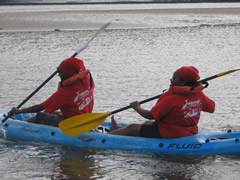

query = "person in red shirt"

[
  {"left": 109, "top": 66, "right": 215, "bottom": 138},
  {"left": 10, "top": 57, "right": 95, "bottom": 127}
]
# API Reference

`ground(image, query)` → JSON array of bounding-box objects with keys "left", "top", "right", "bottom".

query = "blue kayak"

[{"left": 1, "top": 109, "right": 240, "bottom": 155}]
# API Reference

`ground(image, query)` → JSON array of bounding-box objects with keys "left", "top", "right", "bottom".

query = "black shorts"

[
  {"left": 139, "top": 124, "right": 162, "bottom": 138},
  {"left": 36, "top": 112, "right": 65, "bottom": 127}
]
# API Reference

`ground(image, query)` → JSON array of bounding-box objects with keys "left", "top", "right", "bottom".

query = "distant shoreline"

[
  {"left": 1, "top": 2, "right": 240, "bottom": 32},
  {"left": 1, "top": 0, "right": 240, "bottom": 6}
]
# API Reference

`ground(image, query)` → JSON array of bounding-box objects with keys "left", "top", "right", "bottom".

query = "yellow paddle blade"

[
  {"left": 59, "top": 112, "right": 112, "bottom": 136},
  {"left": 217, "top": 67, "right": 240, "bottom": 77}
]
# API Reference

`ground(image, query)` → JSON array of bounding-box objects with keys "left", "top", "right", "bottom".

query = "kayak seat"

[{"left": 92, "top": 126, "right": 110, "bottom": 133}]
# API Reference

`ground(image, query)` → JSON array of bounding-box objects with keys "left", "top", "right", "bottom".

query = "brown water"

[{"left": 0, "top": 3, "right": 240, "bottom": 179}]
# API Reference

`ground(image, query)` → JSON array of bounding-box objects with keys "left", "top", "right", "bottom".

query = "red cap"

[
  {"left": 58, "top": 57, "right": 86, "bottom": 75},
  {"left": 177, "top": 66, "right": 200, "bottom": 82}
]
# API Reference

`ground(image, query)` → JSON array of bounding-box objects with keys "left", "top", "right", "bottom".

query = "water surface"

[{"left": 0, "top": 3, "right": 240, "bottom": 179}]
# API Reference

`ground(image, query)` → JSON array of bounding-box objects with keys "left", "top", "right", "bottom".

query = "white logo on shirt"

[
  {"left": 77, "top": 96, "right": 92, "bottom": 111},
  {"left": 182, "top": 99, "right": 201, "bottom": 118},
  {"left": 74, "top": 90, "right": 90, "bottom": 102},
  {"left": 74, "top": 90, "right": 93, "bottom": 111}
]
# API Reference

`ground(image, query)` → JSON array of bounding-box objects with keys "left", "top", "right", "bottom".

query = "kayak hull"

[{"left": 1, "top": 109, "right": 240, "bottom": 155}]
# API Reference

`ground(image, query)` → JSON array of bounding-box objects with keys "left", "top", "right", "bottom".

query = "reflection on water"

[
  {"left": 1, "top": 3, "right": 240, "bottom": 180},
  {"left": 54, "top": 148, "right": 100, "bottom": 179},
  {"left": 54, "top": 148, "right": 240, "bottom": 180},
  {"left": 1, "top": 138, "right": 240, "bottom": 179}
]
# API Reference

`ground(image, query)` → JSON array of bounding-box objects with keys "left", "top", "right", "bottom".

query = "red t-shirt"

[
  {"left": 151, "top": 91, "right": 215, "bottom": 138},
  {"left": 41, "top": 76, "right": 94, "bottom": 118}
]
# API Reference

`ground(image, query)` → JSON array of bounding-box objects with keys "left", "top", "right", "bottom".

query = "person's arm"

[
  {"left": 130, "top": 101, "right": 154, "bottom": 120},
  {"left": 202, "top": 94, "right": 215, "bottom": 113},
  {"left": 10, "top": 104, "right": 45, "bottom": 114}
]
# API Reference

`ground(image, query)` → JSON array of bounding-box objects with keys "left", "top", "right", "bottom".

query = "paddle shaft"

[
  {"left": 111, "top": 73, "right": 224, "bottom": 115},
  {"left": 1, "top": 23, "right": 111, "bottom": 123},
  {"left": 111, "top": 94, "right": 160, "bottom": 114}
]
